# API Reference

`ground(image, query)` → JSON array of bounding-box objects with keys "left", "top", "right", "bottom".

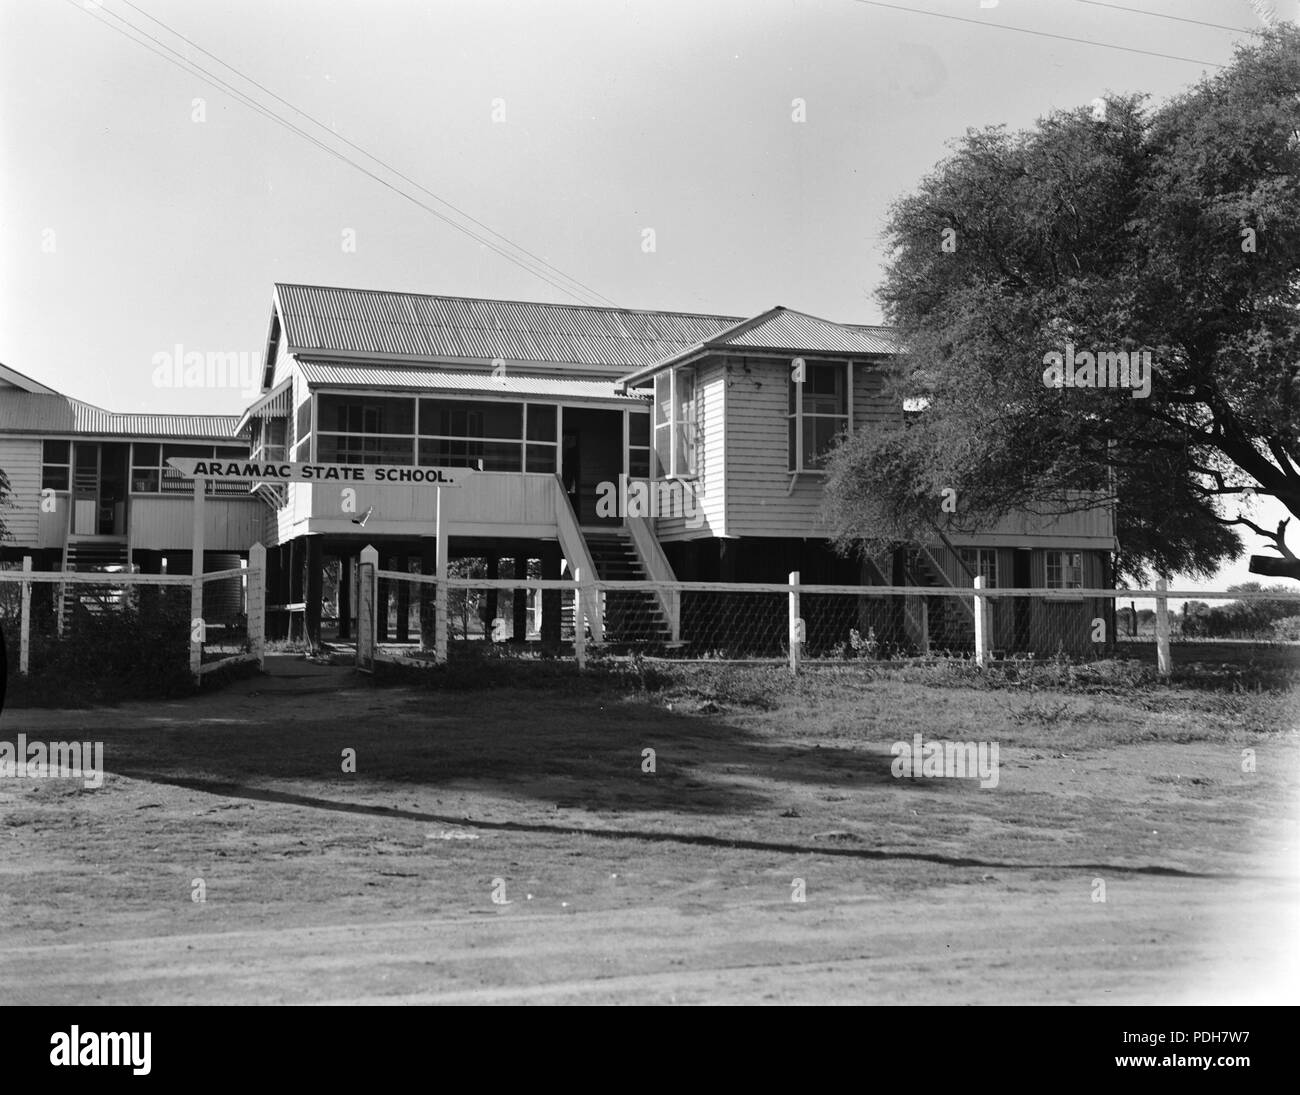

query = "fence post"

[
  {"left": 20, "top": 555, "right": 31, "bottom": 675},
  {"left": 190, "top": 477, "right": 206, "bottom": 682},
  {"left": 357, "top": 544, "right": 378, "bottom": 669},
  {"left": 973, "top": 575, "right": 987, "bottom": 668},
  {"left": 573, "top": 568, "right": 587, "bottom": 670},
  {"left": 57, "top": 552, "right": 67, "bottom": 639},
  {"left": 788, "top": 570, "right": 801, "bottom": 676},
  {"left": 668, "top": 586, "right": 681, "bottom": 642},
  {"left": 1155, "top": 577, "right": 1171, "bottom": 677},
  {"left": 434, "top": 491, "right": 448, "bottom": 664},
  {"left": 247, "top": 542, "right": 266, "bottom": 670}
]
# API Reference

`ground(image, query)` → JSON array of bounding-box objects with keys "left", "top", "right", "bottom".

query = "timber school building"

[{"left": 0, "top": 283, "right": 1117, "bottom": 655}]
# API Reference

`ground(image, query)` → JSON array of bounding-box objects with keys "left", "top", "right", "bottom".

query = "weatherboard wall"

[
  {"left": 721, "top": 356, "right": 898, "bottom": 539},
  {"left": 128, "top": 495, "right": 265, "bottom": 553},
  {"left": 0, "top": 436, "right": 42, "bottom": 546}
]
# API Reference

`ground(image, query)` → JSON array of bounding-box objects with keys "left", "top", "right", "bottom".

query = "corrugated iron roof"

[
  {"left": 297, "top": 360, "right": 647, "bottom": 403},
  {"left": 719, "top": 308, "right": 898, "bottom": 355},
  {"left": 0, "top": 392, "right": 240, "bottom": 439},
  {"left": 618, "top": 306, "right": 901, "bottom": 386},
  {"left": 275, "top": 283, "right": 746, "bottom": 368}
]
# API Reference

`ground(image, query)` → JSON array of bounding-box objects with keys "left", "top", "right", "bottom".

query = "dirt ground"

[{"left": 1, "top": 657, "right": 1297, "bottom": 1005}]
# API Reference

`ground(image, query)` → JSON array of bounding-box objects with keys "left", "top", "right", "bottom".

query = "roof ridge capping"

[{"left": 272, "top": 281, "right": 744, "bottom": 321}]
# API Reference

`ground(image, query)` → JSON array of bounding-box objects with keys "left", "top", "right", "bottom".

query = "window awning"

[{"left": 234, "top": 378, "right": 292, "bottom": 435}]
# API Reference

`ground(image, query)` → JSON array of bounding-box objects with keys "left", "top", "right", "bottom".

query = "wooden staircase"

[
  {"left": 902, "top": 547, "right": 975, "bottom": 654},
  {"left": 570, "top": 529, "right": 675, "bottom": 646},
  {"left": 59, "top": 540, "right": 131, "bottom": 632}
]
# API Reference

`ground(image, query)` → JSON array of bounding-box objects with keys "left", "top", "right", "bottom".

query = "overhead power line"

[
  {"left": 63, "top": 0, "right": 616, "bottom": 307},
  {"left": 116, "top": 0, "right": 615, "bottom": 308},
  {"left": 848, "top": 0, "right": 1228, "bottom": 67},
  {"left": 1073, "top": 1, "right": 1260, "bottom": 35}
]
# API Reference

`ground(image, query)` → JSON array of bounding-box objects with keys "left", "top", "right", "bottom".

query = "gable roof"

[
  {"left": 618, "top": 306, "right": 899, "bottom": 386},
  {"left": 271, "top": 283, "right": 745, "bottom": 372},
  {"left": 0, "top": 362, "right": 60, "bottom": 395},
  {"left": 714, "top": 307, "right": 896, "bottom": 355}
]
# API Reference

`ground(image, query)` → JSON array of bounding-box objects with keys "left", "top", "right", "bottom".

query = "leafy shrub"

[
  {"left": 1270, "top": 615, "right": 1300, "bottom": 641},
  {"left": 4, "top": 590, "right": 193, "bottom": 707}
]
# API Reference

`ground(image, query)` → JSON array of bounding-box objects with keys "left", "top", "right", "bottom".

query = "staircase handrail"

[
  {"left": 624, "top": 514, "right": 679, "bottom": 637},
  {"left": 551, "top": 475, "right": 605, "bottom": 643}
]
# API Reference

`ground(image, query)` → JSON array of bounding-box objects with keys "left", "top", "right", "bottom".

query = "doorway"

[
  {"left": 561, "top": 409, "right": 624, "bottom": 525},
  {"left": 71, "top": 442, "right": 129, "bottom": 536}
]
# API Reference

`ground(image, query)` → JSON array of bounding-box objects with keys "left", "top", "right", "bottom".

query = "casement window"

[
  {"left": 960, "top": 547, "right": 998, "bottom": 587},
  {"left": 653, "top": 367, "right": 697, "bottom": 478},
  {"left": 251, "top": 418, "right": 287, "bottom": 464},
  {"left": 788, "top": 362, "right": 849, "bottom": 472},
  {"left": 294, "top": 398, "right": 313, "bottom": 461},
  {"left": 41, "top": 440, "right": 71, "bottom": 490},
  {"left": 132, "top": 443, "right": 250, "bottom": 495},
  {"left": 628, "top": 412, "right": 651, "bottom": 478},
  {"left": 1045, "top": 551, "right": 1084, "bottom": 590}
]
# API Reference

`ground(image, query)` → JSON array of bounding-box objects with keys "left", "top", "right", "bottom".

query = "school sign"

[{"left": 166, "top": 458, "right": 476, "bottom": 487}]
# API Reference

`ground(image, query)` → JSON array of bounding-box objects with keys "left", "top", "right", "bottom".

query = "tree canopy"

[{"left": 824, "top": 26, "right": 1300, "bottom": 582}]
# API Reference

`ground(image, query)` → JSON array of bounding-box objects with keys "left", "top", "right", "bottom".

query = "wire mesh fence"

[
  {"left": 360, "top": 570, "right": 1300, "bottom": 673},
  {"left": 0, "top": 551, "right": 267, "bottom": 692}
]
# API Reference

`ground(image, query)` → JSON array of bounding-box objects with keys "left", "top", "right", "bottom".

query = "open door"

[{"left": 561, "top": 408, "right": 624, "bottom": 525}]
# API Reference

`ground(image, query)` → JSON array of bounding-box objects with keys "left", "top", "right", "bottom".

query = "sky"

[{"left": 1, "top": 0, "right": 1295, "bottom": 590}]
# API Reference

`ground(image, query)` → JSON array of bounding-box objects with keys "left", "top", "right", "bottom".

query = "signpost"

[{"left": 166, "top": 459, "right": 476, "bottom": 663}]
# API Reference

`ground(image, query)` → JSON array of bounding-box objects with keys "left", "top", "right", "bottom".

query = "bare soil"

[{"left": 1, "top": 657, "right": 1296, "bottom": 1004}]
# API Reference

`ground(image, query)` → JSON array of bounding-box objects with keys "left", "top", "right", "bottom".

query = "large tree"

[{"left": 825, "top": 26, "right": 1300, "bottom": 582}]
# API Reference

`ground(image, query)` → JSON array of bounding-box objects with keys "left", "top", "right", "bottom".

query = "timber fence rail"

[
  {"left": 355, "top": 565, "right": 1300, "bottom": 677},
  {"left": 0, "top": 542, "right": 267, "bottom": 686}
]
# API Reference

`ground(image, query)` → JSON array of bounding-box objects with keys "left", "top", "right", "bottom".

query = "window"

[
  {"left": 319, "top": 395, "right": 412, "bottom": 435},
  {"left": 133, "top": 443, "right": 250, "bottom": 495},
  {"left": 652, "top": 367, "right": 697, "bottom": 478},
  {"left": 788, "top": 362, "right": 848, "bottom": 472},
  {"left": 525, "top": 404, "right": 558, "bottom": 473},
  {"left": 301, "top": 393, "right": 560, "bottom": 471},
  {"left": 131, "top": 442, "right": 161, "bottom": 492},
  {"left": 628, "top": 412, "right": 651, "bottom": 478},
  {"left": 416, "top": 399, "right": 558, "bottom": 472},
  {"left": 251, "top": 418, "right": 287, "bottom": 464},
  {"left": 1046, "top": 551, "right": 1083, "bottom": 589},
  {"left": 42, "top": 440, "right": 71, "bottom": 490},
  {"left": 293, "top": 396, "right": 313, "bottom": 462},
  {"left": 317, "top": 395, "right": 416, "bottom": 466},
  {"left": 960, "top": 548, "right": 998, "bottom": 587}
]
